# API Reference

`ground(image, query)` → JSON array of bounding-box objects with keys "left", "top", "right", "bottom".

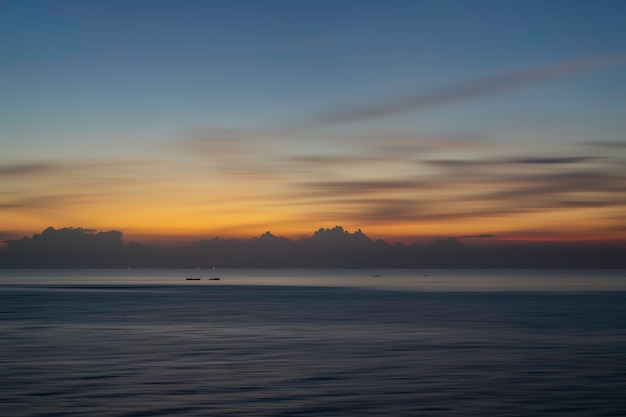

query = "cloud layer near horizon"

[{"left": 3, "top": 131, "right": 625, "bottom": 243}]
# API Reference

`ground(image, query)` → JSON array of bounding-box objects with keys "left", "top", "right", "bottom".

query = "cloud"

[
  {"left": 0, "top": 193, "right": 129, "bottom": 211},
  {"left": 175, "top": 125, "right": 626, "bottom": 215},
  {"left": 0, "top": 158, "right": 183, "bottom": 216},
  {"left": 289, "top": 54, "right": 626, "bottom": 129},
  {"left": 0, "top": 159, "right": 162, "bottom": 180},
  {"left": 300, "top": 179, "right": 435, "bottom": 196},
  {"left": 174, "top": 128, "right": 493, "bottom": 189},
  {"left": 0, "top": 162, "right": 59, "bottom": 177},
  {"left": 5, "top": 225, "right": 625, "bottom": 268},
  {"left": 507, "top": 156, "right": 600, "bottom": 164},
  {"left": 583, "top": 140, "right": 626, "bottom": 149},
  {"left": 483, "top": 170, "right": 626, "bottom": 199},
  {"left": 279, "top": 146, "right": 626, "bottom": 226},
  {"left": 174, "top": 127, "right": 626, "bottom": 229},
  {"left": 426, "top": 155, "right": 602, "bottom": 168},
  {"left": 308, "top": 200, "right": 529, "bottom": 224},
  {"left": 287, "top": 154, "right": 395, "bottom": 166}
]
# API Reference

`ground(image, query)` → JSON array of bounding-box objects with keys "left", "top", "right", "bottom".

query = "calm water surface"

[{"left": 1, "top": 269, "right": 626, "bottom": 416}]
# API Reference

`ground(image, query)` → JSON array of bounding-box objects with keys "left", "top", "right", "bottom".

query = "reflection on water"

[{"left": 1, "top": 270, "right": 626, "bottom": 416}]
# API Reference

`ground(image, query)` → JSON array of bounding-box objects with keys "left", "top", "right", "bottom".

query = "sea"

[{"left": 1, "top": 269, "right": 626, "bottom": 416}]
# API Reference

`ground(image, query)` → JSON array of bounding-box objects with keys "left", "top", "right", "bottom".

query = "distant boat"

[
  {"left": 186, "top": 277, "right": 201, "bottom": 281},
  {"left": 372, "top": 274, "right": 381, "bottom": 278},
  {"left": 209, "top": 277, "right": 220, "bottom": 281}
]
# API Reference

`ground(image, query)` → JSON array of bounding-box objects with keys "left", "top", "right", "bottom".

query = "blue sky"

[{"left": 2, "top": 0, "right": 626, "bottom": 243}]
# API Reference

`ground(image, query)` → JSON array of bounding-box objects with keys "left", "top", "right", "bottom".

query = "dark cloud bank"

[{"left": 1, "top": 227, "right": 625, "bottom": 268}]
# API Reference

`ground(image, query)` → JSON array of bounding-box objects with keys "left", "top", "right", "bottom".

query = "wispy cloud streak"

[
  {"left": 290, "top": 54, "right": 626, "bottom": 129},
  {"left": 0, "top": 163, "right": 57, "bottom": 177}
]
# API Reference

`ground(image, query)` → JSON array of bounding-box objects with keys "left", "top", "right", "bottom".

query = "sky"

[{"left": 2, "top": 0, "right": 626, "bottom": 246}]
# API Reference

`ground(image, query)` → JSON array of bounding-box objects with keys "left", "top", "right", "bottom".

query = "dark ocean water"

[{"left": 1, "top": 269, "right": 626, "bottom": 416}]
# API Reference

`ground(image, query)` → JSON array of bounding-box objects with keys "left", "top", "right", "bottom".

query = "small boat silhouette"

[{"left": 186, "top": 277, "right": 201, "bottom": 281}]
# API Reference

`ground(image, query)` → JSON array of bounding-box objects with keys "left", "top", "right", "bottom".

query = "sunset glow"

[{"left": 2, "top": 1, "right": 626, "bottom": 246}]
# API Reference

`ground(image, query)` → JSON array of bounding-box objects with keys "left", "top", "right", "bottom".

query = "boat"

[
  {"left": 186, "top": 277, "right": 201, "bottom": 281},
  {"left": 209, "top": 277, "right": 220, "bottom": 281}
]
